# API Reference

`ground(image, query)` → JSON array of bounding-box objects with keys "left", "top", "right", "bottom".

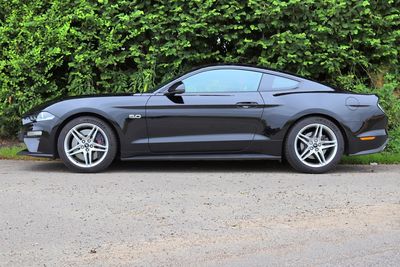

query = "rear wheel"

[
  {"left": 284, "top": 117, "right": 344, "bottom": 173},
  {"left": 57, "top": 116, "right": 117, "bottom": 172}
]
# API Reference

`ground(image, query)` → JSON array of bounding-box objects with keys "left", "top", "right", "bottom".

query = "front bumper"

[
  {"left": 18, "top": 117, "right": 59, "bottom": 159},
  {"left": 17, "top": 149, "right": 55, "bottom": 158}
]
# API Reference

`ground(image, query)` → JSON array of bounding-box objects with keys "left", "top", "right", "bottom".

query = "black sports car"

[{"left": 18, "top": 64, "right": 388, "bottom": 173}]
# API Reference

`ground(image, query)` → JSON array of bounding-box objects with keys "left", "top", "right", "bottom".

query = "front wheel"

[
  {"left": 284, "top": 117, "right": 344, "bottom": 173},
  {"left": 57, "top": 116, "right": 117, "bottom": 173}
]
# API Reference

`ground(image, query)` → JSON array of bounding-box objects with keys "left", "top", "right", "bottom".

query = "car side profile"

[{"left": 18, "top": 64, "right": 388, "bottom": 173}]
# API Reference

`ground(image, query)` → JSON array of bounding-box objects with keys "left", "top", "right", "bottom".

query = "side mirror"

[{"left": 165, "top": 82, "right": 185, "bottom": 96}]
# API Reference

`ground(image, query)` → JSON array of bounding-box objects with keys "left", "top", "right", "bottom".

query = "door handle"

[{"left": 236, "top": 102, "right": 259, "bottom": 108}]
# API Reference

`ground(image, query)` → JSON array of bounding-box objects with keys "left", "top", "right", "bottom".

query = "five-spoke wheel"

[
  {"left": 295, "top": 123, "right": 338, "bottom": 168},
  {"left": 64, "top": 123, "right": 109, "bottom": 168},
  {"left": 58, "top": 116, "right": 117, "bottom": 172},
  {"left": 285, "top": 117, "right": 344, "bottom": 173}
]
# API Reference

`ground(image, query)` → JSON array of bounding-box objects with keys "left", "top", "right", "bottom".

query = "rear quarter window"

[{"left": 259, "top": 74, "right": 300, "bottom": 91}]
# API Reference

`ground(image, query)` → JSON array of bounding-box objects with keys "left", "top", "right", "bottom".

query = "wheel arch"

[
  {"left": 281, "top": 113, "right": 349, "bottom": 158},
  {"left": 53, "top": 112, "right": 122, "bottom": 158}
]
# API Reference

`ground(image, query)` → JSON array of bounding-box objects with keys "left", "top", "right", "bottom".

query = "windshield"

[{"left": 146, "top": 76, "right": 177, "bottom": 93}]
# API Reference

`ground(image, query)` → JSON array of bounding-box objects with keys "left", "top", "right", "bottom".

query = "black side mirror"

[{"left": 165, "top": 82, "right": 185, "bottom": 96}]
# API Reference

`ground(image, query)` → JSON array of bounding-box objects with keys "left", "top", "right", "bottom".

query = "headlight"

[{"left": 36, "top": 111, "right": 55, "bottom": 121}]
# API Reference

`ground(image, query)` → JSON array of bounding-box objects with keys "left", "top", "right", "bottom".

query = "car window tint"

[
  {"left": 183, "top": 69, "right": 262, "bottom": 93},
  {"left": 270, "top": 75, "right": 299, "bottom": 90},
  {"left": 272, "top": 76, "right": 299, "bottom": 90}
]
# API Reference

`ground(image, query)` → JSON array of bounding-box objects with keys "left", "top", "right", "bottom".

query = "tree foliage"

[{"left": 0, "top": 0, "right": 399, "bottom": 145}]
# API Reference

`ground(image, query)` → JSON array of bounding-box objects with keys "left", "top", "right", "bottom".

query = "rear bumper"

[
  {"left": 344, "top": 111, "right": 389, "bottom": 156},
  {"left": 348, "top": 137, "right": 388, "bottom": 156}
]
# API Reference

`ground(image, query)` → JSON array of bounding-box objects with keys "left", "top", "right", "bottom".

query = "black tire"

[
  {"left": 57, "top": 116, "right": 117, "bottom": 173},
  {"left": 284, "top": 116, "right": 344, "bottom": 174}
]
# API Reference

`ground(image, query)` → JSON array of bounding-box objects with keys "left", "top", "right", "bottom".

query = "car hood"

[{"left": 22, "top": 93, "right": 143, "bottom": 116}]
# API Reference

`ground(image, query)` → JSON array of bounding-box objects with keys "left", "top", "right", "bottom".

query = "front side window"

[{"left": 182, "top": 69, "right": 262, "bottom": 93}]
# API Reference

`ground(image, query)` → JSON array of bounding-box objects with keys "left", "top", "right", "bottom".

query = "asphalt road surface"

[{"left": 0, "top": 160, "right": 399, "bottom": 266}]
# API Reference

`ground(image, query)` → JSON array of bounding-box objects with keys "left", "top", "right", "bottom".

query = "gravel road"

[{"left": 0, "top": 160, "right": 399, "bottom": 266}]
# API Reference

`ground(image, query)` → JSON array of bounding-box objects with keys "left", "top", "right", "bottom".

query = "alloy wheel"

[
  {"left": 294, "top": 123, "right": 338, "bottom": 168},
  {"left": 63, "top": 123, "right": 109, "bottom": 168}
]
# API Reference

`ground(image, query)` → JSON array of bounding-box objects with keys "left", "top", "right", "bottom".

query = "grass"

[
  {"left": 0, "top": 144, "right": 48, "bottom": 161},
  {"left": 0, "top": 144, "right": 26, "bottom": 159},
  {"left": 341, "top": 152, "right": 400, "bottom": 164},
  {"left": 0, "top": 143, "right": 399, "bottom": 164}
]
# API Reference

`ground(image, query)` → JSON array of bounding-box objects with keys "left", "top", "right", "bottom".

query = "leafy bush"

[
  {"left": 0, "top": 0, "right": 399, "bottom": 151},
  {"left": 389, "top": 127, "right": 400, "bottom": 153}
]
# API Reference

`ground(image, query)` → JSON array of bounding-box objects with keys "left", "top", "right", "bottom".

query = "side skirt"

[{"left": 120, "top": 153, "right": 281, "bottom": 161}]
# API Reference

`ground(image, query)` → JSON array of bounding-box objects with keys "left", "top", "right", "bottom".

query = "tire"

[
  {"left": 57, "top": 116, "right": 117, "bottom": 173},
  {"left": 284, "top": 116, "right": 344, "bottom": 174}
]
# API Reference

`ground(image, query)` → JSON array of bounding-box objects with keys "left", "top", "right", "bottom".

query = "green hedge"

[{"left": 0, "top": 0, "right": 399, "bottom": 150}]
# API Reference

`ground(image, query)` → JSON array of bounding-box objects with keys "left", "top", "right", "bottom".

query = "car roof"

[
  {"left": 153, "top": 63, "right": 337, "bottom": 93},
  {"left": 182, "top": 64, "right": 338, "bottom": 89},
  {"left": 186, "top": 63, "right": 302, "bottom": 79}
]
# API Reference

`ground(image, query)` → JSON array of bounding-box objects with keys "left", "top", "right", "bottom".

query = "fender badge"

[{"left": 129, "top": 114, "right": 142, "bottom": 119}]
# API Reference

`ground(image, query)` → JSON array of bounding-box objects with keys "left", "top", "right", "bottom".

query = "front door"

[{"left": 146, "top": 69, "right": 265, "bottom": 153}]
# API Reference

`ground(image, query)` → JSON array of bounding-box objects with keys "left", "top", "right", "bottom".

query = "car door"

[{"left": 145, "top": 68, "right": 265, "bottom": 153}]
